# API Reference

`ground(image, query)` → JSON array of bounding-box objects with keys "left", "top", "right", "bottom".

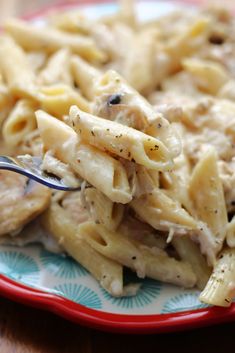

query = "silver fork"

[{"left": 0, "top": 155, "right": 81, "bottom": 191}]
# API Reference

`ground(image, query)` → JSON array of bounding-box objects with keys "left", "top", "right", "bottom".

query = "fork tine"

[{"left": 0, "top": 155, "right": 80, "bottom": 191}]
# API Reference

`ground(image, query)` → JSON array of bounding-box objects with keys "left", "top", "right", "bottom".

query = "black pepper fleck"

[
  {"left": 132, "top": 256, "right": 136, "bottom": 260},
  {"left": 107, "top": 94, "right": 122, "bottom": 106},
  {"left": 209, "top": 34, "right": 225, "bottom": 45}
]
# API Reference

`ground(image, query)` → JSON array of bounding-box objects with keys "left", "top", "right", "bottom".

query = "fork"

[{"left": 0, "top": 155, "right": 81, "bottom": 191}]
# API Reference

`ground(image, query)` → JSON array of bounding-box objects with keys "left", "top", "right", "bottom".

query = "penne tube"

[
  {"left": 36, "top": 110, "right": 132, "bottom": 204},
  {"left": 172, "top": 235, "right": 212, "bottom": 290},
  {"left": 182, "top": 58, "right": 229, "bottom": 95},
  {"left": 165, "top": 17, "right": 211, "bottom": 73},
  {"left": 199, "top": 248, "right": 235, "bottom": 307},
  {"left": 49, "top": 11, "right": 91, "bottom": 34},
  {"left": 84, "top": 187, "right": 124, "bottom": 231},
  {"left": 70, "top": 55, "right": 101, "bottom": 100},
  {"left": 79, "top": 221, "right": 197, "bottom": 288},
  {"left": 160, "top": 135, "right": 194, "bottom": 214},
  {"left": 118, "top": 215, "right": 167, "bottom": 249},
  {"left": 0, "top": 84, "right": 14, "bottom": 127},
  {"left": 189, "top": 148, "right": 228, "bottom": 256},
  {"left": 133, "top": 165, "right": 159, "bottom": 197},
  {"left": 123, "top": 28, "right": 159, "bottom": 94},
  {"left": 37, "top": 48, "right": 72, "bottom": 86},
  {"left": 141, "top": 246, "right": 196, "bottom": 288},
  {"left": 5, "top": 19, "right": 106, "bottom": 63},
  {"left": 118, "top": 0, "right": 136, "bottom": 28},
  {"left": 92, "top": 70, "right": 181, "bottom": 158},
  {"left": 37, "top": 84, "right": 90, "bottom": 118},
  {"left": 2, "top": 99, "right": 38, "bottom": 147},
  {"left": 40, "top": 202, "right": 123, "bottom": 296},
  {"left": 27, "top": 50, "right": 47, "bottom": 73},
  {"left": 0, "top": 35, "right": 36, "bottom": 98},
  {"left": 79, "top": 221, "right": 146, "bottom": 278},
  {"left": 131, "top": 188, "right": 198, "bottom": 232},
  {"left": 69, "top": 105, "right": 173, "bottom": 171}
]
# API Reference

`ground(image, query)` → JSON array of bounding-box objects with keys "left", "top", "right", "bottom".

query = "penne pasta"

[
  {"left": 92, "top": 70, "right": 181, "bottom": 158},
  {"left": 189, "top": 148, "right": 228, "bottom": 259},
  {"left": 172, "top": 235, "right": 212, "bottom": 290},
  {"left": 182, "top": 58, "right": 229, "bottom": 95},
  {"left": 0, "top": 35, "right": 36, "bottom": 99},
  {"left": 0, "top": 84, "right": 14, "bottom": 127},
  {"left": 123, "top": 28, "right": 160, "bottom": 94},
  {"left": 37, "top": 48, "right": 72, "bottom": 86},
  {"left": 84, "top": 187, "right": 124, "bottom": 231},
  {"left": 2, "top": 99, "right": 38, "bottom": 147},
  {"left": 70, "top": 55, "right": 101, "bottom": 100},
  {"left": 37, "top": 84, "right": 90, "bottom": 118},
  {"left": 5, "top": 19, "right": 106, "bottom": 63},
  {"left": 199, "top": 248, "right": 235, "bottom": 307},
  {"left": 131, "top": 188, "right": 198, "bottom": 232},
  {"left": 69, "top": 105, "right": 173, "bottom": 171},
  {"left": 118, "top": 0, "right": 136, "bottom": 28},
  {"left": 79, "top": 221, "right": 197, "bottom": 288},
  {"left": 36, "top": 110, "right": 132, "bottom": 204},
  {"left": 41, "top": 202, "right": 123, "bottom": 296}
]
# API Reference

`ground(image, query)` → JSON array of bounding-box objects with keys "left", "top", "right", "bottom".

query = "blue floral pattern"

[
  {"left": 40, "top": 249, "right": 87, "bottom": 279},
  {"left": 101, "top": 276, "right": 161, "bottom": 309},
  {"left": 0, "top": 246, "right": 211, "bottom": 315},
  {"left": 0, "top": 251, "right": 39, "bottom": 285},
  {"left": 54, "top": 283, "right": 102, "bottom": 309},
  {"left": 162, "top": 293, "right": 209, "bottom": 314}
]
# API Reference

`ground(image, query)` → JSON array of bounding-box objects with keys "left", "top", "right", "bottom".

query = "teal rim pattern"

[
  {"left": 0, "top": 250, "right": 40, "bottom": 285},
  {"left": 54, "top": 283, "right": 102, "bottom": 309},
  {"left": 40, "top": 249, "right": 88, "bottom": 279},
  {"left": 0, "top": 245, "right": 210, "bottom": 314},
  {"left": 101, "top": 275, "right": 162, "bottom": 309},
  {"left": 161, "top": 293, "right": 209, "bottom": 314}
]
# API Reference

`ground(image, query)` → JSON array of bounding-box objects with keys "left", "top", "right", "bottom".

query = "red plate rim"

[
  {"left": 1, "top": 0, "right": 235, "bottom": 334},
  {"left": 1, "top": 274, "right": 235, "bottom": 333}
]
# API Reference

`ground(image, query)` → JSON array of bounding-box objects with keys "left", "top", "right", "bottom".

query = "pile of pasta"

[{"left": 1, "top": 0, "right": 235, "bottom": 307}]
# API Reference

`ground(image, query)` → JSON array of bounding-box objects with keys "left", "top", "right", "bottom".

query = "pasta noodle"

[
  {"left": 41, "top": 201, "right": 123, "bottom": 296},
  {"left": 3, "top": 99, "right": 38, "bottom": 147},
  {"left": 69, "top": 105, "right": 173, "bottom": 170},
  {"left": 36, "top": 110, "right": 132, "bottom": 204}
]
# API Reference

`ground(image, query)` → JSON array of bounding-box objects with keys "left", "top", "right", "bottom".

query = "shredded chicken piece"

[{"left": 0, "top": 170, "right": 51, "bottom": 236}]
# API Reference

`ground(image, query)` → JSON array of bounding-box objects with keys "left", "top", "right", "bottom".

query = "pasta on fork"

[{"left": 1, "top": 0, "right": 235, "bottom": 306}]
